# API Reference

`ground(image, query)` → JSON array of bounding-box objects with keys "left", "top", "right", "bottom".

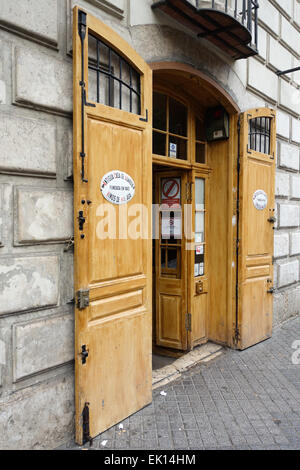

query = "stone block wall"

[
  {"left": 0, "top": 0, "right": 128, "bottom": 450},
  {"left": 0, "top": 0, "right": 299, "bottom": 449}
]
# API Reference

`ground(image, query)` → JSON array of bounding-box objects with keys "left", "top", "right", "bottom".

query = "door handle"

[
  {"left": 267, "top": 216, "right": 276, "bottom": 223},
  {"left": 267, "top": 287, "right": 274, "bottom": 294}
]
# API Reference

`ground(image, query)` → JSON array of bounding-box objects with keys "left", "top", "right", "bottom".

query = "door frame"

[{"left": 151, "top": 66, "right": 240, "bottom": 349}]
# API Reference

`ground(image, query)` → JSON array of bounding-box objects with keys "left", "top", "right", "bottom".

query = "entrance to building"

[
  {"left": 151, "top": 85, "right": 212, "bottom": 355},
  {"left": 73, "top": 8, "right": 276, "bottom": 445}
]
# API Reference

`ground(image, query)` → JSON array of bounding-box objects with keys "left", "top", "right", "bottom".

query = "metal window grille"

[
  {"left": 88, "top": 33, "right": 141, "bottom": 114},
  {"left": 248, "top": 117, "right": 271, "bottom": 155}
]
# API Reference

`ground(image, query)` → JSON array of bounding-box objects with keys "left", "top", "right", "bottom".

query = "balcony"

[{"left": 152, "top": 0, "right": 259, "bottom": 60}]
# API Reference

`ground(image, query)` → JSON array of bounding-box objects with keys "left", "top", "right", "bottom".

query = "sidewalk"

[{"left": 65, "top": 316, "right": 300, "bottom": 450}]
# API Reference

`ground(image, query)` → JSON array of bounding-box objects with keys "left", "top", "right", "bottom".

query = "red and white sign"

[
  {"left": 196, "top": 245, "right": 204, "bottom": 255},
  {"left": 161, "top": 178, "right": 180, "bottom": 207}
]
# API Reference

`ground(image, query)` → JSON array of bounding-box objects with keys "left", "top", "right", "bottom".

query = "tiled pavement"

[{"left": 64, "top": 316, "right": 300, "bottom": 450}]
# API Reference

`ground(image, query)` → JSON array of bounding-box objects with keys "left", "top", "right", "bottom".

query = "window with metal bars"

[
  {"left": 88, "top": 33, "right": 141, "bottom": 114},
  {"left": 248, "top": 117, "right": 271, "bottom": 155}
]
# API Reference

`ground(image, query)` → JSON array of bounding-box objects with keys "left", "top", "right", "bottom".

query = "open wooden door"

[
  {"left": 73, "top": 8, "right": 152, "bottom": 444},
  {"left": 155, "top": 170, "right": 188, "bottom": 351},
  {"left": 237, "top": 108, "right": 276, "bottom": 350}
]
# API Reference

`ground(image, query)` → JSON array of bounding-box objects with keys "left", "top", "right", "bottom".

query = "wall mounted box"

[{"left": 205, "top": 107, "right": 229, "bottom": 142}]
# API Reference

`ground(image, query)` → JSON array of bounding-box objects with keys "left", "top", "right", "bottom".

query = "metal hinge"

[
  {"left": 77, "top": 288, "right": 90, "bottom": 310},
  {"left": 185, "top": 313, "right": 192, "bottom": 332},
  {"left": 82, "top": 402, "right": 93, "bottom": 446}
]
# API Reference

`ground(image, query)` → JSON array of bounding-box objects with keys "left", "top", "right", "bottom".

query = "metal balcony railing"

[
  {"left": 152, "top": 0, "right": 259, "bottom": 59},
  {"left": 196, "top": 0, "right": 259, "bottom": 48}
]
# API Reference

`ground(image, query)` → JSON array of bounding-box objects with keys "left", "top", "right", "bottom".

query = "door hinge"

[
  {"left": 77, "top": 288, "right": 90, "bottom": 310},
  {"left": 82, "top": 402, "right": 93, "bottom": 446},
  {"left": 185, "top": 313, "right": 192, "bottom": 332}
]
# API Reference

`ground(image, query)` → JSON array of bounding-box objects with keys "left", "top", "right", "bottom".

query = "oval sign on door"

[
  {"left": 101, "top": 171, "right": 135, "bottom": 205},
  {"left": 253, "top": 190, "right": 268, "bottom": 210}
]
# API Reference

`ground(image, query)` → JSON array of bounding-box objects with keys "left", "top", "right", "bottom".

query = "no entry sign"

[{"left": 161, "top": 178, "right": 181, "bottom": 207}]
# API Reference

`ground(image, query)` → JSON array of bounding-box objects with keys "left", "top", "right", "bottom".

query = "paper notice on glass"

[
  {"left": 195, "top": 233, "right": 203, "bottom": 243},
  {"left": 196, "top": 245, "right": 204, "bottom": 255},
  {"left": 161, "top": 213, "right": 182, "bottom": 239},
  {"left": 199, "top": 263, "right": 204, "bottom": 276}
]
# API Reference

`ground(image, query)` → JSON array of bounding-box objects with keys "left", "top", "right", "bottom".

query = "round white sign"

[
  {"left": 101, "top": 171, "right": 135, "bottom": 205},
  {"left": 253, "top": 190, "right": 268, "bottom": 211}
]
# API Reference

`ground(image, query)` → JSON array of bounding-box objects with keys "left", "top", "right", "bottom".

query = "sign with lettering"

[
  {"left": 101, "top": 171, "right": 135, "bottom": 205},
  {"left": 253, "top": 190, "right": 268, "bottom": 211}
]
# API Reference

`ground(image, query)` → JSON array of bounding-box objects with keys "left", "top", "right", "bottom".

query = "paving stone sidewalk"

[{"left": 64, "top": 316, "right": 300, "bottom": 450}]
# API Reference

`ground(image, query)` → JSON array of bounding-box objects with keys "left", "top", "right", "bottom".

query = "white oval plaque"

[
  {"left": 253, "top": 190, "right": 268, "bottom": 211},
  {"left": 101, "top": 170, "right": 135, "bottom": 205}
]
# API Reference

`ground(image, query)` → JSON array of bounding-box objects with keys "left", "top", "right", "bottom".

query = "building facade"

[{"left": 0, "top": 0, "right": 300, "bottom": 449}]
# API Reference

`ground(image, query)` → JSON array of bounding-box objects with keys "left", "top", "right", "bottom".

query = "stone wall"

[{"left": 0, "top": 0, "right": 299, "bottom": 449}]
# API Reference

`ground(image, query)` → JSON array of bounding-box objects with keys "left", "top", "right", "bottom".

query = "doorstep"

[{"left": 152, "top": 342, "right": 224, "bottom": 390}]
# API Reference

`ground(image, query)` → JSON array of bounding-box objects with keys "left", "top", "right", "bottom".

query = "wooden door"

[
  {"left": 187, "top": 171, "right": 209, "bottom": 349},
  {"left": 155, "top": 170, "right": 188, "bottom": 350},
  {"left": 237, "top": 108, "right": 276, "bottom": 350},
  {"left": 73, "top": 8, "right": 152, "bottom": 444}
]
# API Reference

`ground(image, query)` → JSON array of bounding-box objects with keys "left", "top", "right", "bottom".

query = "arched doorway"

[{"left": 151, "top": 63, "right": 240, "bottom": 353}]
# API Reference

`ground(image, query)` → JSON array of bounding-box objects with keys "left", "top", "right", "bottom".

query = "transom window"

[
  {"left": 153, "top": 92, "right": 188, "bottom": 161},
  {"left": 153, "top": 91, "right": 207, "bottom": 165},
  {"left": 88, "top": 33, "right": 141, "bottom": 114}
]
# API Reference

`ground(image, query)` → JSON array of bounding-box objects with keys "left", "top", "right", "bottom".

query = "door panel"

[
  {"left": 73, "top": 7, "right": 152, "bottom": 444},
  {"left": 87, "top": 119, "right": 144, "bottom": 282},
  {"left": 192, "top": 293, "right": 207, "bottom": 345},
  {"left": 238, "top": 108, "right": 276, "bottom": 350},
  {"left": 159, "top": 294, "right": 182, "bottom": 344}
]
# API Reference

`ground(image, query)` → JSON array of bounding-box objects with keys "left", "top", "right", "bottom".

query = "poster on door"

[
  {"left": 161, "top": 211, "right": 182, "bottom": 239},
  {"left": 161, "top": 178, "right": 181, "bottom": 208}
]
